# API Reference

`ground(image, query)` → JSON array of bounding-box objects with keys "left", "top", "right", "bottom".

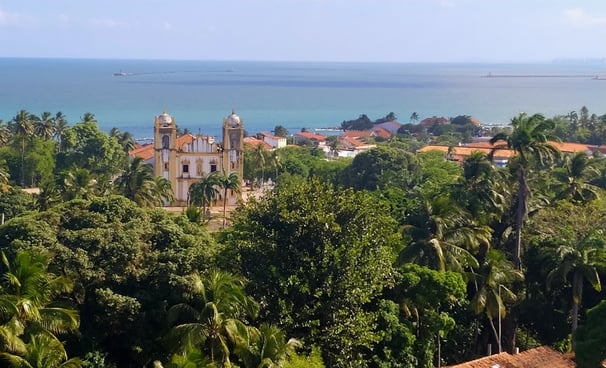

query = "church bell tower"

[{"left": 154, "top": 111, "right": 177, "bottom": 193}]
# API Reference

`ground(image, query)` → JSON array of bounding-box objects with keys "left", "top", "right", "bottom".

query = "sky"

[{"left": 1, "top": 0, "right": 605, "bottom": 63}]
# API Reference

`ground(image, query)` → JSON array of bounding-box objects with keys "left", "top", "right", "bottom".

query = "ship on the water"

[{"left": 113, "top": 70, "right": 132, "bottom": 77}]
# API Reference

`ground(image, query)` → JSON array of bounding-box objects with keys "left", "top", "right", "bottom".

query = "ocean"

[{"left": 0, "top": 58, "right": 605, "bottom": 139}]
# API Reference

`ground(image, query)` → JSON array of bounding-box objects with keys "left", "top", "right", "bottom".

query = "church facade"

[{"left": 149, "top": 111, "right": 244, "bottom": 206}]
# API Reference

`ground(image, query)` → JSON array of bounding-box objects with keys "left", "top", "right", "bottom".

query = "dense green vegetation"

[{"left": 0, "top": 108, "right": 605, "bottom": 367}]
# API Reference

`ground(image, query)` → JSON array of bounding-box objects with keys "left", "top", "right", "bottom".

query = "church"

[{"left": 131, "top": 111, "right": 244, "bottom": 206}]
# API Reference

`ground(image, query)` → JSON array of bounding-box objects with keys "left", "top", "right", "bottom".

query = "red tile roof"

[
  {"left": 342, "top": 130, "right": 372, "bottom": 138},
  {"left": 130, "top": 134, "right": 200, "bottom": 161},
  {"left": 259, "top": 131, "right": 284, "bottom": 141},
  {"left": 244, "top": 137, "right": 272, "bottom": 150},
  {"left": 130, "top": 144, "right": 154, "bottom": 160},
  {"left": 446, "top": 346, "right": 575, "bottom": 368},
  {"left": 371, "top": 126, "right": 392, "bottom": 139},
  {"left": 296, "top": 131, "right": 327, "bottom": 141},
  {"left": 418, "top": 145, "right": 515, "bottom": 159}
]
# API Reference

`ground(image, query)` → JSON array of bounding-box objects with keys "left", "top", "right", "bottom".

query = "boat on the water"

[{"left": 113, "top": 70, "right": 131, "bottom": 77}]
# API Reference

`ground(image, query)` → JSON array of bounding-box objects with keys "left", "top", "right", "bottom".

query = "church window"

[
  {"left": 210, "top": 164, "right": 217, "bottom": 172},
  {"left": 183, "top": 164, "right": 189, "bottom": 173},
  {"left": 162, "top": 135, "right": 170, "bottom": 149},
  {"left": 163, "top": 162, "right": 169, "bottom": 171}
]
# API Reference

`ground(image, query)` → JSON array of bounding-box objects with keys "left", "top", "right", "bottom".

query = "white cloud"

[
  {"left": 564, "top": 7, "right": 606, "bottom": 27},
  {"left": 89, "top": 18, "right": 127, "bottom": 28},
  {"left": 0, "top": 7, "right": 35, "bottom": 27}
]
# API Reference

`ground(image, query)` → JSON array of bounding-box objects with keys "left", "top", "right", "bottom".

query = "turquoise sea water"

[{"left": 0, "top": 58, "right": 605, "bottom": 139}]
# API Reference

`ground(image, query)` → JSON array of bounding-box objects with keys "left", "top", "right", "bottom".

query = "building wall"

[{"left": 153, "top": 111, "right": 244, "bottom": 207}]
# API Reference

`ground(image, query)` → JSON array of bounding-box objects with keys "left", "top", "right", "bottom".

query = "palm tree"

[
  {"left": 167, "top": 270, "right": 258, "bottom": 367},
  {"left": 216, "top": 172, "right": 241, "bottom": 229},
  {"left": 410, "top": 112, "right": 420, "bottom": 124},
  {"left": 61, "top": 168, "right": 97, "bottom": 200},
  {"left": 490, "top": 113, "right": 560, "bottom": 269},
  {"left": 35, "top": 183, "right": 61, "bottom": 211},
  {"left": 545, "top": 228, "right": 606, "bottom": 335},
  {"left": 35, "top": 112, "right": 56, "bottom": 141},
  {"left": 553, "top": 152, "right": 602, "bottom": 203},
  {"left": 470, "top": 249, "right": 524, "bottom": 353},
  {"left": 53, "top": 113, "right": 68, "bottom": 152},
  {"left": 170, "top": 343, "right": 214, "bottom": 368},
  {"left": 155, "top": 176, "right": 175, "bottom": 205},
  {"left": 0, "top": 332, "right": 82, "bottom": 368},
  {"left": 454, "top": 151, "right": 507, "bottom": 225},
  {"left": 189, "top": 173, "right": 221, "bottom": 219},
  {"left": 270, "top": 150, "right": 282, "bottom": 179},
  {"left": 80, "top": 112, "right": 96, "bottom": 123},
  {"left": 254, "top": 144, "right": 266, "bottom": 187},
  {"left": 110, "top": 127, "right": 136, "bottom": 153},
  {"left": 234, "top": 323, "right": 301, "bottom": 368},
  {"left": 114, "top": 157, "right": 172, "bottom": 207},
  {"left": 10, "top": 110, "right": 36, "bottom": 186},
  {"left": 0, "top": 251, "right": 79, "bottom": 357},
  {"left": 0, "top": 120, "right": 12, "bottom": 147},
  {"left": 399, "top": 191, "right": 490, "bottom": 273}
]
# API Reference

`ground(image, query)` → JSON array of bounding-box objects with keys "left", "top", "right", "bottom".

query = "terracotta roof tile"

[
  {"left": 296, "top": 131, "right": 327, "bottom": 141},
  {"left": 371, "top": 127, "right": 392, "bottom": 139},
  {"left": 418, "top": 145, "right": 515, "bottom": 159},
  {"left": 342, "top": 130, "right": 372, "bottom": 138},
  {"left": 130, "top": 144, "right": 154, "bottom": 161},
  {"left": 446, "top": 346, "right": 575, "bottom": 368},
  {"left": 244, "top": 137, "right": 272, "bottom": 150}
]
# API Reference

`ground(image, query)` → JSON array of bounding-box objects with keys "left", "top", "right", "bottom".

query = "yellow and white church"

[{"left": 131, "top": 111, "right": 244, "bottom": 206}]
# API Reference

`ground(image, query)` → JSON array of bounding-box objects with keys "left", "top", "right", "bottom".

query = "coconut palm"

[
  {"left": 0, "top": 120, "right": 12, "bottom": 147},
  {"left": 167, "top": 270, "right": 258, "bottom": 367},
  {"left": 553, "top": 152, "right": 603, "bottom": 203},
  {"left": 0, "top": 332, "right": 82, "bottom": 368},
  {"left": 470, "top": 249, "right": 524, "bottom": 353},
  {"left": 35, "top": 112, "right": 56, "bottom": 141},
  {"left": 254, "top": 144, "right": 266, "bottom": 186},
  {"left": 155, "top": 176, "right": 175, "bottom": 205},
  {"left": 545, "top": 228, "right": 606, "bottom": 335},
  {"left": 79, "top": 112, "right": 96, "bottom": 123},
  {"left": 0, "top": 251, "right": 79, "bottom": 357},
  {"left": 53, "top": 113, "right": 68, "bottom": 152},
  {"left": 216, "top": 172, "right": 241, "bottom": 229},
  {"left": 110, "top": 127, "right": 136, "bottom": 153},
  {"left": 189, "top": 173, "right": 221, "bottom": 219},
  {"left": 35, "top": 183, "right": 61, "bottom": 211},
  {"left": 399, "top": 191, "right": 490, "bottom": 273},
  {"left": 10, "top": 110, "right": 36, "bottom": 186},
  {"left": 269, "top": 150, "right": 282, "bottom": 179},
  {"left": 454, "top": 151, "right": 507, "bottom": 224},
  {"left": 409, "top": 112, "right": 420, "bottom": 124},
  {"left": 234, "top": 323, "right": 301, "bottom": 368},
  {"left": 490, "top": 112, "right": 560, "bottom": 269},
  {"left": 61, "top": 168, "right": 97, "bottom": 200},
  {"left": 170, "top": 343, "right": 214, "bottom": 368},
  {"left": 114, "top": 157, "right": 171, "bottom": 207}
]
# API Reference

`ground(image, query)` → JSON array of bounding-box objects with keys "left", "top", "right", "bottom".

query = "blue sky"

[{"left": 1, "top": 0, "right": 605, "bottom": 62}]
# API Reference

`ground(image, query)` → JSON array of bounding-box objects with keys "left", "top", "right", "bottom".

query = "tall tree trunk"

[
  {"left": 488, "top": 317, "right": 500, "bottom": 353},
  {"left": 571, "top": 272, "right": 581, "bottom": 335},
  {"left": 223, "top": 188, "right": 228, "bottom": 228},
  {"left": 515, "top": 166, "right": 528, "bottom": 270}
]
